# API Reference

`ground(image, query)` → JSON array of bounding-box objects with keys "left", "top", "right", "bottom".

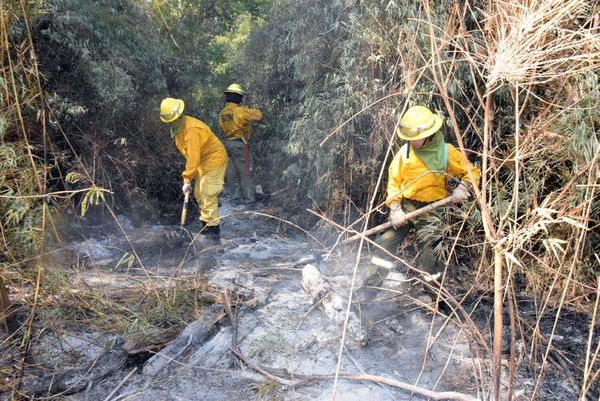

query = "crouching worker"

[
  {"left": 160, "top": 97, "right": 228, "bottom": 243},
  {"left": 362, "top": 105, "right": 480, "bottom": 301}
]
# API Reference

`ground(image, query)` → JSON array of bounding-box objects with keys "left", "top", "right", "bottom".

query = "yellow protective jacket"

[
  {"left": 175, "top": 116, "right": 228, "bottom": 184},
  {"left": 386, "top": 143, "right": 481, "bottom": 206},
  {"left": 218, "top": 102, "right": 263, "bottom": 143}
]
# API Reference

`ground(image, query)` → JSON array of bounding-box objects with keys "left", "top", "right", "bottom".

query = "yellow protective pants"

[{"left": 194, "top": 162, "right": 227, "bottom": 226}]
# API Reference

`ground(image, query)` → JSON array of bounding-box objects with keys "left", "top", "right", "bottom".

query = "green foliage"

[
  {"left": 0, "top": 125, "right": 45, "bottom": 265},
  {"left": 255, "top": 380, "right": 283, "bottom": 401},
  {"left": 242, "top": 0, "right": 454, "bottom": 224},
  {"left": 149, "top": 0, "right": 269, "bottom": 117},
  {"left": 32, "top": 0, "right": 179, "bottom": 211},
  {"left": 123, "top": 280, "right": 210, "bottom": 335},
  {"left": 38, "top": 0, "right": 167, "bottom": 118},
  {"left": 531, "top": 71, "right": 600, "bottom": 288},
  {"left": 80, "top": 186, "right": 105, "bottom": 217},
  {"left": 241, "top": 0, "right": 598, "bottom": 308}
]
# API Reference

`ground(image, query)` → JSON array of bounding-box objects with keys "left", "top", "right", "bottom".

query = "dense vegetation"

[
  {"left": 1, "top": 0, "right": 598, "bottom": 398},
  {"left": 242, "top": 0, "right": 599, "bottom": 302}
]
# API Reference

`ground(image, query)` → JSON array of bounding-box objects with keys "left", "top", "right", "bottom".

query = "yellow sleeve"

[
  {"left": 240, "top": 107, "right": 263, "bottom": 122},
  {"left": 385, "top": 152, "right": 404, "bottom": 207},
  {"left": 447, "top": 144, "right": 480, "bottom": 187},
  {"left": 181, "top": 129, "right": 205, "bottom": 183}
]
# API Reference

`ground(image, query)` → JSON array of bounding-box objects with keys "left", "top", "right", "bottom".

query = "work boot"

[
  {"left": 255, "top": 191, "right": 270, "bottom": 204},
  {"left": 199, "top": 224, "right": 221, "bottom": 245}
]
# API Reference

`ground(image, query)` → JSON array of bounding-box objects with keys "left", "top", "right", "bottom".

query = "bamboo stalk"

[
  {"left": 492, "top": 246, "right": 504, "bottom": 401},
  {"left": 507, "top": 283, "right": 517, "bottom": 401},
  {"left": 579, "top": 275, "right": 600, "bottom": 400}
]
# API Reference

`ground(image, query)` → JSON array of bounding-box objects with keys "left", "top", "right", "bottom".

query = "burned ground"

[{"left": 1, "top": 198, "right": 596, "bottom": 400}]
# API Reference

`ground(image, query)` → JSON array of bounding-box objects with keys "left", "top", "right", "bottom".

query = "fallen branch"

[
  {"left": 301, "top": 264, "right": 367, "bottom": 346},
  {"left": 142, "top": 305, "right": 224, "bottom": 377},
  {"left": 111, "top": 306, "right": 225, "bottom": 401},
  {"left": 221, "top": 291, "right": 237, "bottom": 349},
  {"left": 122, "top": 326, "right": 180, "bottom": 355},
  {"left": 331, "top": 373, "right": 480, "bottom": 401},
  {"left": 230, "top": 347, "right": 296, "bottom": 386},
  {"left": 102, "top": 367, "right": 137, "bottom": 401}
]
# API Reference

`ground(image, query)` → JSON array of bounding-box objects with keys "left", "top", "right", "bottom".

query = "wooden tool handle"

[
  {"left": 341, "top": 196, "right": 455, "bottom": 245},
  {"left": 180, "top": 191, "right": 190, "bottom": 226}
]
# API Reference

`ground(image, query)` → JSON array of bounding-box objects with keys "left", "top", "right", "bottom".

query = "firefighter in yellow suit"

[
  {"left": 160, "top": 97, "right": 228, "bottom": 242},
  {"left": 362, "top": 105, "right": 481, "bottom": 300},
  {"left": 218, "top": 83, "right": 263, "bottom": 203}
]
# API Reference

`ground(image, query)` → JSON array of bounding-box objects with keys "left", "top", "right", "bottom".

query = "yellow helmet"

[
  {"left": 224, "top": 83, "right": 245, "bottom": 96},
  {"left": 396, "top": 105, "right": 443, "bottom": 141},
  {"left": 160, "top": 98, "right": 185, "bottom": 123}
]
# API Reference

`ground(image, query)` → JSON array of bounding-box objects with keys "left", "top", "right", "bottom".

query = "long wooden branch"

[{"left": 341, "top": 196, "right": 455, "bottom": 245}]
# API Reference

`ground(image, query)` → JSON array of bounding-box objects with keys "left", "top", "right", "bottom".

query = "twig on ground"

[
  {"left": 103, "top": 367, "right": 137, "bottom": 401},
  {"left": 230, "top": 347, "right": 295, "bottom": 386},
  {"left": 345, "top": 352, "right": 396, "bottom": 400},
  {"left": 83, "top": 380, "right": 92, "bottom": 401},
  {"left": 295, "top": 296, "right": 325, "bottom": 330},
  {"left": 222, "top": 291, "right": 243, "bottom": 369}
]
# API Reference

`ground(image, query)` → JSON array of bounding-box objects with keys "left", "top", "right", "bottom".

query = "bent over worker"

[
  {"left": 218, "top": 83, "right": 263, "bottom": 204},
  {"left": 160, "top": 97, "right": 228, "bottom": 242},
  {"left": 363, "top": 105, "right": 480, "bottom": 297}
]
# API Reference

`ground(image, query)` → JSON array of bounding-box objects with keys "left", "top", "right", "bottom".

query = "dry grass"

[
  {"left": 462, "top": 0, "right": 599, "bottom": 91},
  {"left": 425, "top": 0, "right": 599, "bottom": 398}
]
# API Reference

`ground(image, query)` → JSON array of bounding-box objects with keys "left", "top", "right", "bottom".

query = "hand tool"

[
  {"left": 341, "top": 196, "right": 455, "bottom": 245},
  {"left": 180, "top": 191, "right": 190, "bottom": 228}
]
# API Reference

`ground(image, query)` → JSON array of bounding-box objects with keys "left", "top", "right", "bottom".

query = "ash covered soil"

[{"left": 1, "top": 199, "right": 595, "bottom": 400}]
